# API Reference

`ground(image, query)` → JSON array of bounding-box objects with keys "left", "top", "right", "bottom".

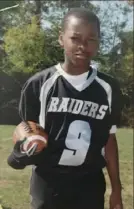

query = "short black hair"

[{"left": 61, "top": 8, "right": 100, "bottom": 36}]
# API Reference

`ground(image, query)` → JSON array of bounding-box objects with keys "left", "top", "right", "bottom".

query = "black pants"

[{"left": 30, "top": 168, "right": 106, "bottom": 209}]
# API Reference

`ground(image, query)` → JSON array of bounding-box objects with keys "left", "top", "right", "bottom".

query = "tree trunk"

[{"left": 34, "top": 0, "right": 41, "bottom": 26}]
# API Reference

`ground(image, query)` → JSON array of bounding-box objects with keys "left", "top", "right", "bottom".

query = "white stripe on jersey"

[
  {"left": 39, "top": 71, "right": 60, "bottom": 128},
  {"left": 95, "top": 76, "right": 112, "bottom": 113},
  {"left": 109, "top": 125, "right": 117, "bottom": 134}
]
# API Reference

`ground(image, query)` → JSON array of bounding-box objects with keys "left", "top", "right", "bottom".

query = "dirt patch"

[{"left": 0, "top": 180, "right": 14, "bottom": 188}]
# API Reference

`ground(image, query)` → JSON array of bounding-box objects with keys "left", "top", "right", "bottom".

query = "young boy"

[{"left": 8, "top": 8, "right": 123, "bottom": 209}]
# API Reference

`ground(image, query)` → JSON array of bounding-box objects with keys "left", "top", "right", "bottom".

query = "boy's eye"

[
  {"left": 71, "top": 37, "right": 80, "bottom": 41},
  {"left": 71, "top": 37, "right": 98, "bottom": 42},
  {"left": 70, "top": 36, "right": 98, "bottom": 45},
  {"left": 88, "top": 38, "right": 97, "bottom": 42}
]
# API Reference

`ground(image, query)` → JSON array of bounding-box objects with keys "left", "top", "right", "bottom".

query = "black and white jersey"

[{"left": 19, "top": 64, "right": 122, "bottom": 175}]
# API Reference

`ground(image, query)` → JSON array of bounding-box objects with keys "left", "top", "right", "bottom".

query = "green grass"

[{"left": 0, "top": 126, "right": 133, "bottom": 209}]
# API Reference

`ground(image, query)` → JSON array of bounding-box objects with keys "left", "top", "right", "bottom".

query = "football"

[{"left": 13, "top": 121, "right": 48, "bottom": 155}]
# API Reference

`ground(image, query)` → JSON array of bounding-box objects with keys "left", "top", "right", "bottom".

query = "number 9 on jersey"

[{"left": 59, "top": 120, "right": 92, "bottom": 166}]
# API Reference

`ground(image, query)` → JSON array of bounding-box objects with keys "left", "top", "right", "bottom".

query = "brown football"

[{"left": 13, "top": 121, "right": 48, "bottom": 154}]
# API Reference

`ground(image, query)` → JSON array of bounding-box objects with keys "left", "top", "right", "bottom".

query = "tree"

[
  {"left": 4, "top": 15, "right": 64, "bottom": 73},
  {"left": 105, "top": 30, "right": 133, "bottom": 126},
  {"left": 4, "top": 17, "right": 46, "bottom": 73}
]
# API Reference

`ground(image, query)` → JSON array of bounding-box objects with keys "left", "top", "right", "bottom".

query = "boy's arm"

[
  {"left": 105, "top": 134, "right": 123, "bottom": 209},
  {"left": 105, "top": 134, "right": 122, "bottom": 191},
  {"left": 105, "top": 79, "right": 123, "bottom": 208},
  {"left": 106, "top": 78, "right": 123, "bottom": 190}
]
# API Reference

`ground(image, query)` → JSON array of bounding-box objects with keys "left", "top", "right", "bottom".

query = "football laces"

[{"left": 22, "top": 121, "right": 33, "bottom": 133}]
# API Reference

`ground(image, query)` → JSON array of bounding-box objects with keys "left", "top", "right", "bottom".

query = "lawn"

[{"left": 0, "top": 126, "right": 133, "bottom": 209}]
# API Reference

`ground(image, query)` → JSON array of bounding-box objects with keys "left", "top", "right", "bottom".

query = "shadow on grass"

[{"left": 1, "top": 206, "right": 12, "bottom": 209}]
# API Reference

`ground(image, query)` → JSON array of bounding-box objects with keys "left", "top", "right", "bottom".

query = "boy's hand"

[{"left": 110, "top": 189, "right": 123, "bottom": 209}]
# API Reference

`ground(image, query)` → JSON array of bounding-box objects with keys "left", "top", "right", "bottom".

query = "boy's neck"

[{"left": 61, "top": 60, "right": 91, "bottom": 76}]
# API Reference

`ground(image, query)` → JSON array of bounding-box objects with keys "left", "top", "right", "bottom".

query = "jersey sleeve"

[
  {"left": 109, "top": 80, "right": 123, "bottom": 134},
  {"left": 19, "top": 76, "right": 40, "bottom": 123}
]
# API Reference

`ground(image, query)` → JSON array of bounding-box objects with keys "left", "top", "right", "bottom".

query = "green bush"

[{"left": 4, "top": 17, "right": 48, "bottom": 73}]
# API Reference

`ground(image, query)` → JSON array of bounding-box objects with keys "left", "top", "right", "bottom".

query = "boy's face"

[{"left": 59, "top": 16, "right": 100, "bottom": 68}]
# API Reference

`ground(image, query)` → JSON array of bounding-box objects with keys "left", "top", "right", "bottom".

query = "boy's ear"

[{"left": 58, "top": 32, "right": 64, "bottom": 48}]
